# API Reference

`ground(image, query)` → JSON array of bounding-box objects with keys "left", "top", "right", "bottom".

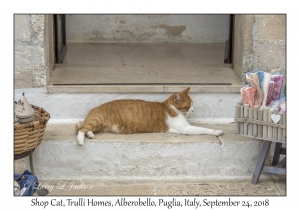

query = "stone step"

[
  {"left": 15, "top": 88, "right": 240, "bottom": 123},
  {"left": 27, "top": 122, "right": 265, "bottom": 180},
  {"left": 48, "top": 66, "right": 242, "bottom": 94}
]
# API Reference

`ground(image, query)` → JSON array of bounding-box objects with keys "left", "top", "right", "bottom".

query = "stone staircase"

[
  {"left": 26, "top": 121, "right": 264, "bottom": 181},
  {"left": 13, "top": 15, "right": 287, "bottom": 196},
  {"left": 14, "top": 87, "right": 271, "bottom": 181}
]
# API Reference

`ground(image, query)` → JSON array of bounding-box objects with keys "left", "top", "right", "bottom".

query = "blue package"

[
  {"left": 246, "top": 70, "right": 265, "bottom": 89},
  {"left": 14, "top": 170, "right": 39, "bottom": 196}
]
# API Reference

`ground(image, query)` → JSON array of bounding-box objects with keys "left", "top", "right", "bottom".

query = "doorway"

[{"left": 50, "top": 14, "right": 241, "bottom": 93}]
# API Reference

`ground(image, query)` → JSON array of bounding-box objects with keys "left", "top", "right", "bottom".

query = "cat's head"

[{"left": 166, "top": 87, "right": 194, "bottom": 116}]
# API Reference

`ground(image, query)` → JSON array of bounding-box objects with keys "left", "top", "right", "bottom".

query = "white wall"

[{"left": 66, "top": 14, "right": 230, "bottom": 43}]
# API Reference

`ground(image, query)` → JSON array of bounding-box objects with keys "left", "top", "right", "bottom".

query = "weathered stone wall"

[
  {"left": 233, "top": 15, "right": 286, "bottom": 83},
  {"left": 14, "top": 14, "right": 54, "bottom": 89},
  {"left": 254, "top": 15, "right": 286, "bottom": 72}
]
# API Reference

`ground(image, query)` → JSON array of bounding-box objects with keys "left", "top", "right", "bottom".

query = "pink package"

[
  {"left": 271, "top": 75, "right": 284, "bottom": 101},
  {"left": 266, "top": 81, "right": 275, "bottom": 107},
  {"left": 242, "top": 87, "right": 256, "bottom": 108}
]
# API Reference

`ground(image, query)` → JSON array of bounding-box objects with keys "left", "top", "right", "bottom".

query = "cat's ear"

[
  {"left": 183, "top": 87, "right": 190, "bottom": 94},
  {"left": 173, "top": 93, "right": 181, "bottom": 103}
]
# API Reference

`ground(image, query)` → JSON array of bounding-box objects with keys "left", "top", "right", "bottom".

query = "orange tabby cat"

[{"left": 75, "top": 87, "right": 223, "bottom": 145}]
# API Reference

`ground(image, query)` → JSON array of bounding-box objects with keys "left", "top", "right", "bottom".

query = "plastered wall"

[{"left": 66, "top": 15, "right": 230, "bottom": 43}]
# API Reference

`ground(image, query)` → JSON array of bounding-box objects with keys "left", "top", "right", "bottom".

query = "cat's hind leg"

[
  {"left": 76, "top": 114, "right": 105, "bottom": 145},
  {"left": 77, "top": 123, "right": 100, "bottom": 145},
  {"left": 75, "top": 121, "right": 85, "bottom": 146},
  {"left": 77, "top": 131, "right": 85, "bottom": 146},
  {"left": 76, "top": 123, "right": 92, "bottom": 146},
  {"left": 87, "top": 131, "right": 95, "bottom": 139},
  {"left": 77, "top": 128, "right": 95, "bottom": 145}
]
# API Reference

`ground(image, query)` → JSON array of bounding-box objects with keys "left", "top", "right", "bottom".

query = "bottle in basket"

[{"left": 15, "top": 93, "right": 35, "bottom": 124}]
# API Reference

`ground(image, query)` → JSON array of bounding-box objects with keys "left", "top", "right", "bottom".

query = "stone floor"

[
  {"left": 48, "top": 42, "right": 241, "bottom": 93},
  {"left": 14, "top": 159, "right": 286, "bottom": 196}
]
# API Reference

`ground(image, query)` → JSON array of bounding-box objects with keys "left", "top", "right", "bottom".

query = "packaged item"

[{"left": 241, "top": 87, "right": 256, "bottom": 108}]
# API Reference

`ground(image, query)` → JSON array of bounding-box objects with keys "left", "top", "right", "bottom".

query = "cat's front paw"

[{"left": 214, "top": 130, "right": 223, "bottom": 136}]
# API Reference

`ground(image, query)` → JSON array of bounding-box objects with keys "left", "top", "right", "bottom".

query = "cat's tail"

[{"left": 75, "top": 121, "right": 84, "bottom": 134}]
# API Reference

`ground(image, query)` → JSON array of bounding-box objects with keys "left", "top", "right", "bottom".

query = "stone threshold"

[{"left": 48, "top": 42, "right": 242, "bottom": 93}]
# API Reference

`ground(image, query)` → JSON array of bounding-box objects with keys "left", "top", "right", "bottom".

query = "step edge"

[{"left": 47, "top": 85, "right": 242, "bottom": 93}]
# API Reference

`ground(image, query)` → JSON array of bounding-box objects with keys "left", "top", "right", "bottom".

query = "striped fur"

[{"left": 76, "top": 87, "right": 223, "bottom": 145}]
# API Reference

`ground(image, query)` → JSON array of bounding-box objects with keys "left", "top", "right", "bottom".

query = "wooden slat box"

[{"left": 234, "top": 102, "right": 286, "bottom": 143}]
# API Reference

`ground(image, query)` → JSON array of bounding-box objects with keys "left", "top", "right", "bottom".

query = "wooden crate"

[{"left": 234, "top": 102, "right": 286, "bottom": 143}]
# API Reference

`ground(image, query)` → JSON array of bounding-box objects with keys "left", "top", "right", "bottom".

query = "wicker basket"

[{"left": 14, "top": 104, "right": 50, "bottom": 155}]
